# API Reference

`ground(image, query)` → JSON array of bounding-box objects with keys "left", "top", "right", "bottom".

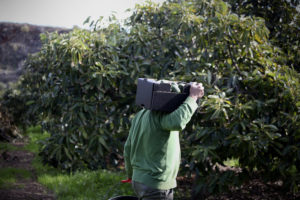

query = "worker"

[{"left": 124, "top": 82, "right": 204, "bottom": 200}]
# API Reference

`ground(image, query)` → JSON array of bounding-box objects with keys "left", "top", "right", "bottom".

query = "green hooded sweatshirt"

[{"left": 124, "top": 96, "right": 198, "bottom": 190}]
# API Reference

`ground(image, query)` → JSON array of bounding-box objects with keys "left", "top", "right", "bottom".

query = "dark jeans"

[{"left": 132, "top": 181, "right": 174, "bottom": 200}]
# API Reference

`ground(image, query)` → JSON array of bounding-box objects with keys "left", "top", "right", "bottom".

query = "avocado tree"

[
  {"left": 224, "top": 0, "right": 300, "bottom": 71},
  {"left": 126, "top": 0, "right": 300, "bottom": 197},
  {"left": 21, "top": 26, "right": 137, "bottom": 170}
]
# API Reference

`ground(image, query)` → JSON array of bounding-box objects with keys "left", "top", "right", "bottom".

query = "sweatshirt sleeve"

[
  {"left": 124, "top": 124, "right": 133, "bottom": 179},
  {"left": 159, "top": 96, "right": 198, "bottom": 131}
]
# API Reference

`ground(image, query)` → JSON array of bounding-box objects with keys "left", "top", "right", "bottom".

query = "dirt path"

[{"left": 0, "top": 141, "right": 56, "bottom": 200}]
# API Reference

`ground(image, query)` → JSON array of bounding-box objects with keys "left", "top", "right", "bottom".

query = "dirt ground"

[
  {"left": 207, "top": 179, "right": 300, "bottom": 200},
  {"left": 0, "top": 141, "right": 56, "bottom": 200},
  {"left": 176, "top": 173, "right": 300, "bottom": 200}
]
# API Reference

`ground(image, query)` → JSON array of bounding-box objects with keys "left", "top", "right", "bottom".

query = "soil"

[
  {"left": 176, "top": 174, "right": 300, "bottom": 200},
  {"left": 0, "top": 140, "right": 56, "bottom": 200},
  {"left": 206, "top": 179, "right": 300, "bottom": 200}
]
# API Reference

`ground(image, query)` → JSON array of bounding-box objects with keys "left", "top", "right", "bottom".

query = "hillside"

[{"left": 0, "top": 22, "right": 69, "bottom": 89}]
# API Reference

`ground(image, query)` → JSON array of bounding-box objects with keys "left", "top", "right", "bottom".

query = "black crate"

[{"left": 135, "top": 78, "right": 190, "bottom": 112}]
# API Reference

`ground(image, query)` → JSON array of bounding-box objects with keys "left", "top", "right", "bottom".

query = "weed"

[{"left": 0, "top": 168, "right": 31, "bottom": 189}]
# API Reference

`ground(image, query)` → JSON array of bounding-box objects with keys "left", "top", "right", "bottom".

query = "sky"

[{"left": 0, "top": 0, "right": 167, "bottom": 28}]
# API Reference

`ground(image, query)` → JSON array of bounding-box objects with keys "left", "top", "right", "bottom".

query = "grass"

[
  {"left": 0, "top": 167, "right": 31, "bottom": 189},
  {"left": 38, "top": 170, "right": 134, "bottom": 200},
  {"left": 0, "top": 127, "right": 41, "bottom": 190},
  {"left": 23, "top": 126, "right": 50, "bottom": 153},
  {"left": 23, "top": 126, "right": 135, "bottom": 200},
  {"left": 224, "top": 158, "right": 239, "bottom": 167},
  {"left": 0, "top": 142, "right": 22, "bottom": 151},
  {"left": 0, "top": 126, "right": 49, "bottom": 152}
]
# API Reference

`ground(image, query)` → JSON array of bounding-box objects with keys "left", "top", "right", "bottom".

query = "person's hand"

[{"left": 189, "top": 82, "right": 204, "bottom": 100}]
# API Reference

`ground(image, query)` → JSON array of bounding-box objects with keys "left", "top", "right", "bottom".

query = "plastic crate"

[{"left": 135, "top": 78, "right": 190, "bottom": 112}]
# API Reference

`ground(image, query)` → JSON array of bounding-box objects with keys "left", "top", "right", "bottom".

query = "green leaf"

[
  {"left": 210, "top": 109, "right": 221, "bottom": 119},
  {"left": 208, "top": 95, "right": 219, "bottom": 99},
  {"left": 264, "top": 124, "right": 278, "bottom": 131},
  {"left": 83, "top": 16, "right": 91, "bottom": 25},
  {"left": 98, "top": 137, "right": 109, "bottom": 150},
  {"left": 79, "top": 112, "right": 86, "bottom": 125},
  {"left": 222, "top": 108, "right": 229, "bottom": 120},
  {"left": 25, "top": 100, "right": 35, "bottom": 105},
  {"left": 64, "top": 147, "right": 73, "bottom": 160},
  {"left": 207, "top": 70, "right": 212, "bottom": 85}
]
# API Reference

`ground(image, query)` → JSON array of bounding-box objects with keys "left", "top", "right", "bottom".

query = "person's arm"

[
  {"left": 160, "top": 82, "right": 204, "bottom": 131},
  {"left": 124, "top": 125, "right": 133, "bottom": 179}
]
